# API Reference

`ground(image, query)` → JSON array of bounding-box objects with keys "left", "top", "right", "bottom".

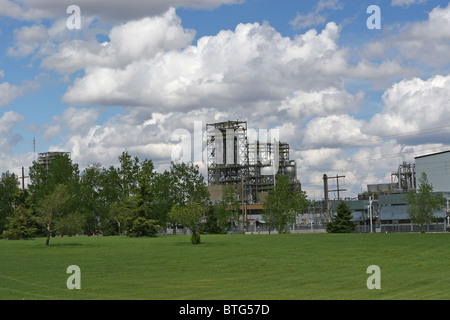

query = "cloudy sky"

[{"left": 1, "top": 0, "right": 449, "bottom": 199}]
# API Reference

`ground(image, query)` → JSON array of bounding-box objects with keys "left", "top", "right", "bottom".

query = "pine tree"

[
  {"left": 326, "top": 201, "right": 357, "bottom": 233},
  {"left": 2, "top": 204, "right": 37, "bottom": 240}
]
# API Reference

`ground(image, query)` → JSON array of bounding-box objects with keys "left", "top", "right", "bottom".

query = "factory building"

[
  {"left": 206, "top": 120, "right": 300, "bottom": 203},
  {"left": 206, "top": 120, "right": 302, "bottom": 231},
  {"left": 331, "top": 150, "right": 450, "bottom": 232},
  {"left": 205, "top": 120, "right": 450, "bottom": 233},
  {"left": 276, "top": 149, "right": 450, "bottom": 233}
]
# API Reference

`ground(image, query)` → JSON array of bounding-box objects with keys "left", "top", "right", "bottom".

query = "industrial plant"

[
  {"left": 34, "top": 121, "right": 450, "bottom": 234},
  {"left": 206, "top": 120, "right": 301, "bottom": 232},
  {"left": 205, "top": 120, "right": 450, "bottom": 233}
]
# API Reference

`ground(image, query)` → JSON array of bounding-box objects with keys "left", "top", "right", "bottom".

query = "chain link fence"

[
  {"left": 159, "top": 222, "right": 449, "bottom": 235},
  {"left": 356, "top": 222, "right": 448, "bottom": 233}
]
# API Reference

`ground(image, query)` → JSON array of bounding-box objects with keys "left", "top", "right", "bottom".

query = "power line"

[
  {"left": 297, "top": 145, "right": 450, "bottom": 170},
  {"left": 298, "top": 124, "right": 450, "bottom": 152}
]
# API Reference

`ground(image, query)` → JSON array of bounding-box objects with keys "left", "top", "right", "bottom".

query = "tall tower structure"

[
  {"left": 206, "top": 120, "right": 249, "bottom": 187},
  {"left": 206, "top": 120, "right": 299, "bottom": 204}
]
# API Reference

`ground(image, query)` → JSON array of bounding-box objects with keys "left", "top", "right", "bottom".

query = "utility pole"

[
  {"left": 369, "top": 196, "right": 373, "bottom": 233},
  {"left": 323, "top": 174, "right": 330, "bottom": 222},
  {"left": 323, "top": 174, "right": 346, "bottom": 221},
  {"left": 326, "top": 174, "right": 346, "bottom": 201},
  {"left": 21, "top": 167, "right": 29, "bottom": 191},
  {"left": 242, "top": 174, "right": 245, "bottom": 233}
]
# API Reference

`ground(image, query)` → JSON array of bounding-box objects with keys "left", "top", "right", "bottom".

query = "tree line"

[
  {"left": 3, "top": 152, "right": 443, "bottom": 244},
  {"left": 0, "top": 152, "right": 240, "bottom": 245},
  {"left": 0, "top": 152, "right": 310, "bottom": 245}
]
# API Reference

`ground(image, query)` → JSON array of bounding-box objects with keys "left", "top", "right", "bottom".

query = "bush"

[{"left": 190, "top": 233, "right": 201, "bottom": 245}]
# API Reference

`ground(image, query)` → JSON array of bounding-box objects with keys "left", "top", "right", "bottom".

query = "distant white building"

[{"left": 415, "top": 150, "right": 450, "bottom": 192}]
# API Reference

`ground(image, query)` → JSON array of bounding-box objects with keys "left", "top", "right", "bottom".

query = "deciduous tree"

[
  {"left": 169, "top": 201, "right": 205, "bottom": 244},
  {"left": 406, "top": 172, "right": 445, "bottom": 232},
  {"left": 35, "top": 184, "right": 83, "bottom": 245},
  {"left": 157, "top": 161, "right": 209, "bottom": 234},
  {"left": 263, "top": 174, "right": 308, "bottom": 233},
  {"left": 209, "top": 186, "right": 240, "bottom": 233}
]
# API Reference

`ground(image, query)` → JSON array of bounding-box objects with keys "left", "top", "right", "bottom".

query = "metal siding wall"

[
  {"left": 416, "top": 152, "right": 450, "bottom": 192},
  {"left": 379, "top": 205, "right": 409, "bottom": 220}
]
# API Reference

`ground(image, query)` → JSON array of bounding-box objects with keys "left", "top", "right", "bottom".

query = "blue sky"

[{"left": 1, "top": 0, "right": 450, "bottom": 198}]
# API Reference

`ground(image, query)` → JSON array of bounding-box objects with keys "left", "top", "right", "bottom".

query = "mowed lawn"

[{"left": 1, "top": 233, "right": 450, "bottom": 300}]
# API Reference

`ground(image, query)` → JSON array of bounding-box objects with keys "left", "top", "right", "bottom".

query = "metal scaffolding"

[
  {"left": 206, "top": 120, "right": 249, "bottom": 186},
  {"left": 391, "top": 162, "right": 416, "bottom": 191},
  {"left": 206, "top": 120, "right": 299, "bottom": 204}
]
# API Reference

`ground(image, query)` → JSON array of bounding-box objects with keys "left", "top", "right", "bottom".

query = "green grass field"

[{"left": 1, "top": 233, "right": 450, "bottom": 300}]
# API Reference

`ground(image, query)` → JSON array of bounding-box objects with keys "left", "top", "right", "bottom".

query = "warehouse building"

[{"left": 339, "top": 150, "right": 450, "bottom": 232}]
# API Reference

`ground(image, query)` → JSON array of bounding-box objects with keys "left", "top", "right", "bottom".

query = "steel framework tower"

[
  {"left": 206, "top": 120, "right": 299, "bottom": 204},
  {"left": 206, "top": 120, "right": 249, "bottom": 186}
]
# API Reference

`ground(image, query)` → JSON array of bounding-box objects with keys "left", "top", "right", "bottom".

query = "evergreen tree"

[
  {"left": 0, "top": 171, "right": 20, "bottom": 233},
  {"left": 2, "top": 204, "right": 37, "bottom": 240},
  {"left": 326, "top": 201, "right": 357, "bottom": 233}
]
